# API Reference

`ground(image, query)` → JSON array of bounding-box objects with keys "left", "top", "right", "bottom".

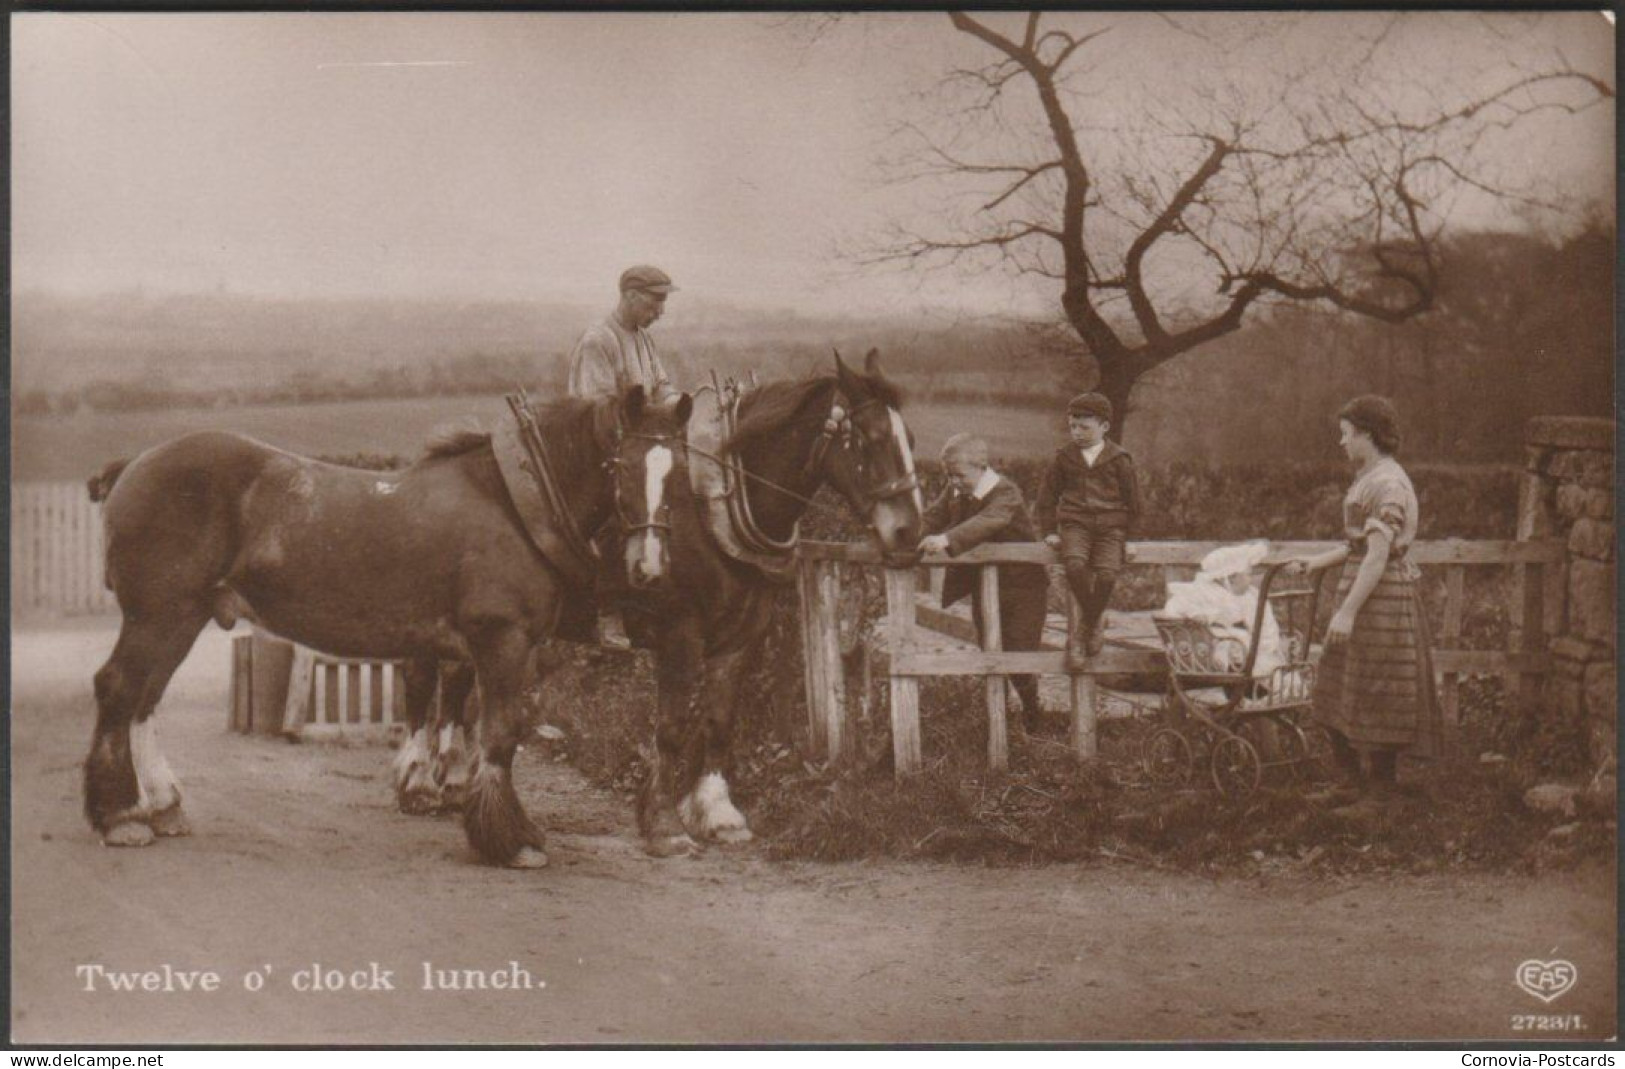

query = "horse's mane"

[
  {"left": 726, "top": 377, "right": 835, "bottom": 452},
  {"left": 421, "top": 425, "right": 491, "bottom": 460},
  {"left": 417, "top": 396, "right": 605, "bottom": 464},
  {"left": 725, "top": 369, "right": 905, "bottom": 453}
]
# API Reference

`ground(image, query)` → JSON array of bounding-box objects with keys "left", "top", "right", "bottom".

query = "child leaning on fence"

[
  {"left": 918, "top": 433, "right": 1052, "bottom": 734},
  {"left": 1036, "top": 392, "right": 1140, "bottom": 671}
]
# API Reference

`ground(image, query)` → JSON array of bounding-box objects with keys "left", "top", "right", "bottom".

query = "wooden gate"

[
  {"left": 798, "top": 538, "right": 1562, "bottom": 778},
  {"left": 12, "top": 481, "right": 118, "bottom": 616}
]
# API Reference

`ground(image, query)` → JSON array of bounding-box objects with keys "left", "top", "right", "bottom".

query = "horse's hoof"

[
  {"left": 508, "top": 846, "right": 550, "bottom": 869},
  {"left": 710, "top": 825, "right": 754, "bottom": 845},
  {"left": 398, "top": 788, "right": 442, "bottom": 816},
  {"left": 645, "top": 833, "right": 698, "bottom": 858},
  {"left": 104, "top": 822, "right": 156, "bottom": 848},
  {"left": 439, "top": 786, "right": 467, "bottom": 813},
  {"left": 148, "top": 804, "right": 192, "bottom": 838}
]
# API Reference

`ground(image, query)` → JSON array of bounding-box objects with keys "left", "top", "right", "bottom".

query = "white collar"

[
  {"left": 1080, "top": 441, "right": 1106, "bottom": 465},
  {"left": 971, "top": 467, "right": 1001, "bottom": 501}
]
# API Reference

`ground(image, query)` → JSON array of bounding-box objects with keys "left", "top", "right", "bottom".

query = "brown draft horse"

[
  {"left": 634, "top": 350, "right": 923, "bottom": 856},
  {"left": 86, "top": 385, "right": 690, "bottom": 869}
]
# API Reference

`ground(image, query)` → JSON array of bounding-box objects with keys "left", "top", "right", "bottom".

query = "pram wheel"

[
  {"left": 1143, "top": 728, "right": 1193, "bottom": 786},
  {"left": 1210, "top": 735, "right": 1262, "bottom": 796},
  {"left": 1285, "top": 721, "right": 1335, "bottom": 783}
]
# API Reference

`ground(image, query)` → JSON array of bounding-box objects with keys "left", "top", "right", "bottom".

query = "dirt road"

[{"left": 10, "top": 620, "right": 1616, "bottom": 1044}]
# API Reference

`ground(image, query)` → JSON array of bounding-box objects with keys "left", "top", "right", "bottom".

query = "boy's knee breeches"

[{"left": 1058, "top": 524, "right": 1126, "bottom": 591}]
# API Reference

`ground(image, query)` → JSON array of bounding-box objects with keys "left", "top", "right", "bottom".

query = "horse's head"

[
  {"left": 605, "top": 385, "right": 692, "bottom": 591},
  {"left": 823, "top": 349, "right": 924, "bottom": 566}
]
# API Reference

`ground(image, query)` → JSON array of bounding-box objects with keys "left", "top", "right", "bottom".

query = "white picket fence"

[{"left": 12, "top": 481, "right": 118, "bottom": 616}]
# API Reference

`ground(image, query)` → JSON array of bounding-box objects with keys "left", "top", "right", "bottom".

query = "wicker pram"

[{"left": 1144, "top": 563, "right": 1332, "bottom": 795}]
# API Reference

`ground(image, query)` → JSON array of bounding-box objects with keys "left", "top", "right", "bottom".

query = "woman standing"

[{"left": 1291, "top": 396, "right": 1444, "bottom": 808}]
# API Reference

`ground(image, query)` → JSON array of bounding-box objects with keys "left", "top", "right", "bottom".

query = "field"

[{"left": 11, "top": 395, "right": 1064, "bottom": 482}]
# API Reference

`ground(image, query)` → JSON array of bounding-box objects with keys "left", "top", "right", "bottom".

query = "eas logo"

[{"left": 1514, "top": 960, "right": 1578, "bottom": 1003}]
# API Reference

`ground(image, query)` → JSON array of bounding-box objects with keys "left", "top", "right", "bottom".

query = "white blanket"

[{"left": 1162, "top": 578, "right": 1285, "bottom": 679}]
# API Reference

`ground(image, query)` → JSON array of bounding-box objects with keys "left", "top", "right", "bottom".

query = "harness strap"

[
  {"left": 506, "top": 389, "right": 601, "bottom": 576},
  {"left": 718, "top": 380, "right": 801, "bottom": 557}
]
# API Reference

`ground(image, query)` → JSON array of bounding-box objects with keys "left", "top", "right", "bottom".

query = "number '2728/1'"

[{"left": 1511, "top": 1014, "right": 1586, "bottom": 1031}]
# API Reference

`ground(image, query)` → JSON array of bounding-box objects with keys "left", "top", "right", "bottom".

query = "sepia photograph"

[{"left": 8, "top": 8, "right": 1618, "bottom": 1046}]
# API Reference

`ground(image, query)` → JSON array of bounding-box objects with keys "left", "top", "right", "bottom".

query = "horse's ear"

[
  {"left": 674, "top": 392, "right": 694, "bottom": 427},
  {"left": 863, "top": 348, "right": 883, "bottom": 379},
  {"left": 833, "top": 349, "right": 865, "bottom": 400}
]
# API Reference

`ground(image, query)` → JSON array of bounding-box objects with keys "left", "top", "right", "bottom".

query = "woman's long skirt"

[{"left": 1311, "top": 557, "right": 1445, "bottom": 759}]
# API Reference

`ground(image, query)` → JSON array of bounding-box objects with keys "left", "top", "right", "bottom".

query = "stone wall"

[{"left": 1523, "top": 417, "right": 1616, "bottom": 762}]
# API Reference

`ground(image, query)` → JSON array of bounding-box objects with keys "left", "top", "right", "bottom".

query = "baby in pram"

[{"left": 1161, "top": 540, "right": 1286, "bottom": 680}]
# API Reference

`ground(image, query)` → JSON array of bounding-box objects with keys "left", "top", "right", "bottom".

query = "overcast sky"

[{"left": 11, "top": 11, "right": 1614, "bottom": 316}]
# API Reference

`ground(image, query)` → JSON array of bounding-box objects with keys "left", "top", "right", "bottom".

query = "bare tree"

[{"left": 866, "top": 12, "right": 1612, "bottom": 436}]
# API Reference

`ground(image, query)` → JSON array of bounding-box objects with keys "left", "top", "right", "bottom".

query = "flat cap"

[
  {"left": 1068, "top": 392, "right": 1112, "bottom": 422},
  {"left": 619, "top": 265, "right": 677, "bottom": 295}
]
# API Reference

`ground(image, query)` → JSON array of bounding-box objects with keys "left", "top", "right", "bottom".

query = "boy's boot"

[
  {"left": 1065, "top": 621, "right": 1092, "bottom": 673},
  {"left": 1013, "top": 677, "right": 1045, "bottom": 734},
  {"left": 1064, "top": 569, "right": 1093, "bottom": 673},
  {"left": 1084, "top": 574, "right": 1115, "bottom": 657}
]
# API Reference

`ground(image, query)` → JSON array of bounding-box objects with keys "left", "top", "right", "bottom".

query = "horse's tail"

[{"left": 87, "top": 457, "right": 132, "bottom": 503}]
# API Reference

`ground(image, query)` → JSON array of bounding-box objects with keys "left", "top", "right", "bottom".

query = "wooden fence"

[
  {"left": 12, "top": 481, "right": 118, "bottom": 615},
  {"left": 230, "top": 631, "right": 412, "bottom": 743},
  {"left": 798, "top": 538, "right": 1563, "bottom": 777}
]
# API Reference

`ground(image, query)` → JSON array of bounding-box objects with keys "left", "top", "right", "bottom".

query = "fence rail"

[
  {"left": 798, "top": 538, "right": 1562, "bottom": 778},
  {"left": 12, "top": 481, "right": 118, "bottom": 616}
]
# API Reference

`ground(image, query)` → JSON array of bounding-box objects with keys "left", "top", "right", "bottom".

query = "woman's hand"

[
  {"left": 1325, "top": 608, "right": 1356, "bottom": 646},
  {"left": 1043, "top": 534, "right": 1062, "bottom": 550},
  {"left": 917, "top": 534, "right": 951, "bottom": 555},
  {"left": 1281, "top": 559, "right": 1308, "bottom": 578}
]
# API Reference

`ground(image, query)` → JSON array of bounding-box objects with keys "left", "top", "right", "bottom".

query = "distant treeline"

[{"left": 13, "top": 223, "right": 1612, "bottom": 464}]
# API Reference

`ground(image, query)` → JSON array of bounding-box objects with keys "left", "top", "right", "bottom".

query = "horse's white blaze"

[
  {"left": 679, "top": 772, "right": 746, "bottom": 833},
  {"left": 887, "top": 407, "right": 924, "bottom": 514},
  {"left": 641, "top": 444, "right": 673, "bottom": 575},
  {"left": 129, "top": 719, "right": 180, "bottom": 813}
]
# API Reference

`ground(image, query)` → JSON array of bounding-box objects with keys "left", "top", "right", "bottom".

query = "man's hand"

[
  {"left": 918, "top": 534, "right": 951, "bottom": 555},
  {"left": 1043, "top": 534, "right": 1062, "bottom": 550}
]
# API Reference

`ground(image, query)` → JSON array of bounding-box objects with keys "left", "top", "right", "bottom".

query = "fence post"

[
  {"left": 979, "top": 564, "right": 1008, "bottom": 772},
  {"left": 1065, "top": 589, "right": 1098, "bottom": 759},
  {"left": 796, "top": 558, "right": 830, "bottom": 758},
  {"left": 884, "top": 566, "right": 922, "bottom": 776},
  {"left": 1440, "top": 565, "right": 1464, "bottom": 726},
  {"left": 814, "top": 560, "right": 848, "bottom": 763}
]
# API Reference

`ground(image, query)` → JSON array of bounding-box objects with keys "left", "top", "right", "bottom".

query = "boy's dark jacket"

[
  {"left": 923, "top": 475, "right": 1049, "bottom": 609},
  {"left": 1035, "top": 440, "right": 1140, "bottom": 533}
]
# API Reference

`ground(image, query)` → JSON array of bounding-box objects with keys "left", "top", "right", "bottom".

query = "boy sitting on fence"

[
  {"left": 1161, "top": 541, "right": 1286, "bottom": 680},
  {"left": 918, "top": 433, "right": 1052, "bottom": 733},
  {"left": 1036, "top": 392, "right": 1140, "bottom": 670}
]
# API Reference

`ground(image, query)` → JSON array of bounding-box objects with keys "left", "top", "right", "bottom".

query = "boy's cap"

[
  {"left": 619, "top": 265, "right": 677, "bottom": 295},
  {"left": 1068, "top": 392, "right": 1112, "bottom": 422},
  {"left": 1200, "top": 541, "right": 1269, "bottom": 580}
]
